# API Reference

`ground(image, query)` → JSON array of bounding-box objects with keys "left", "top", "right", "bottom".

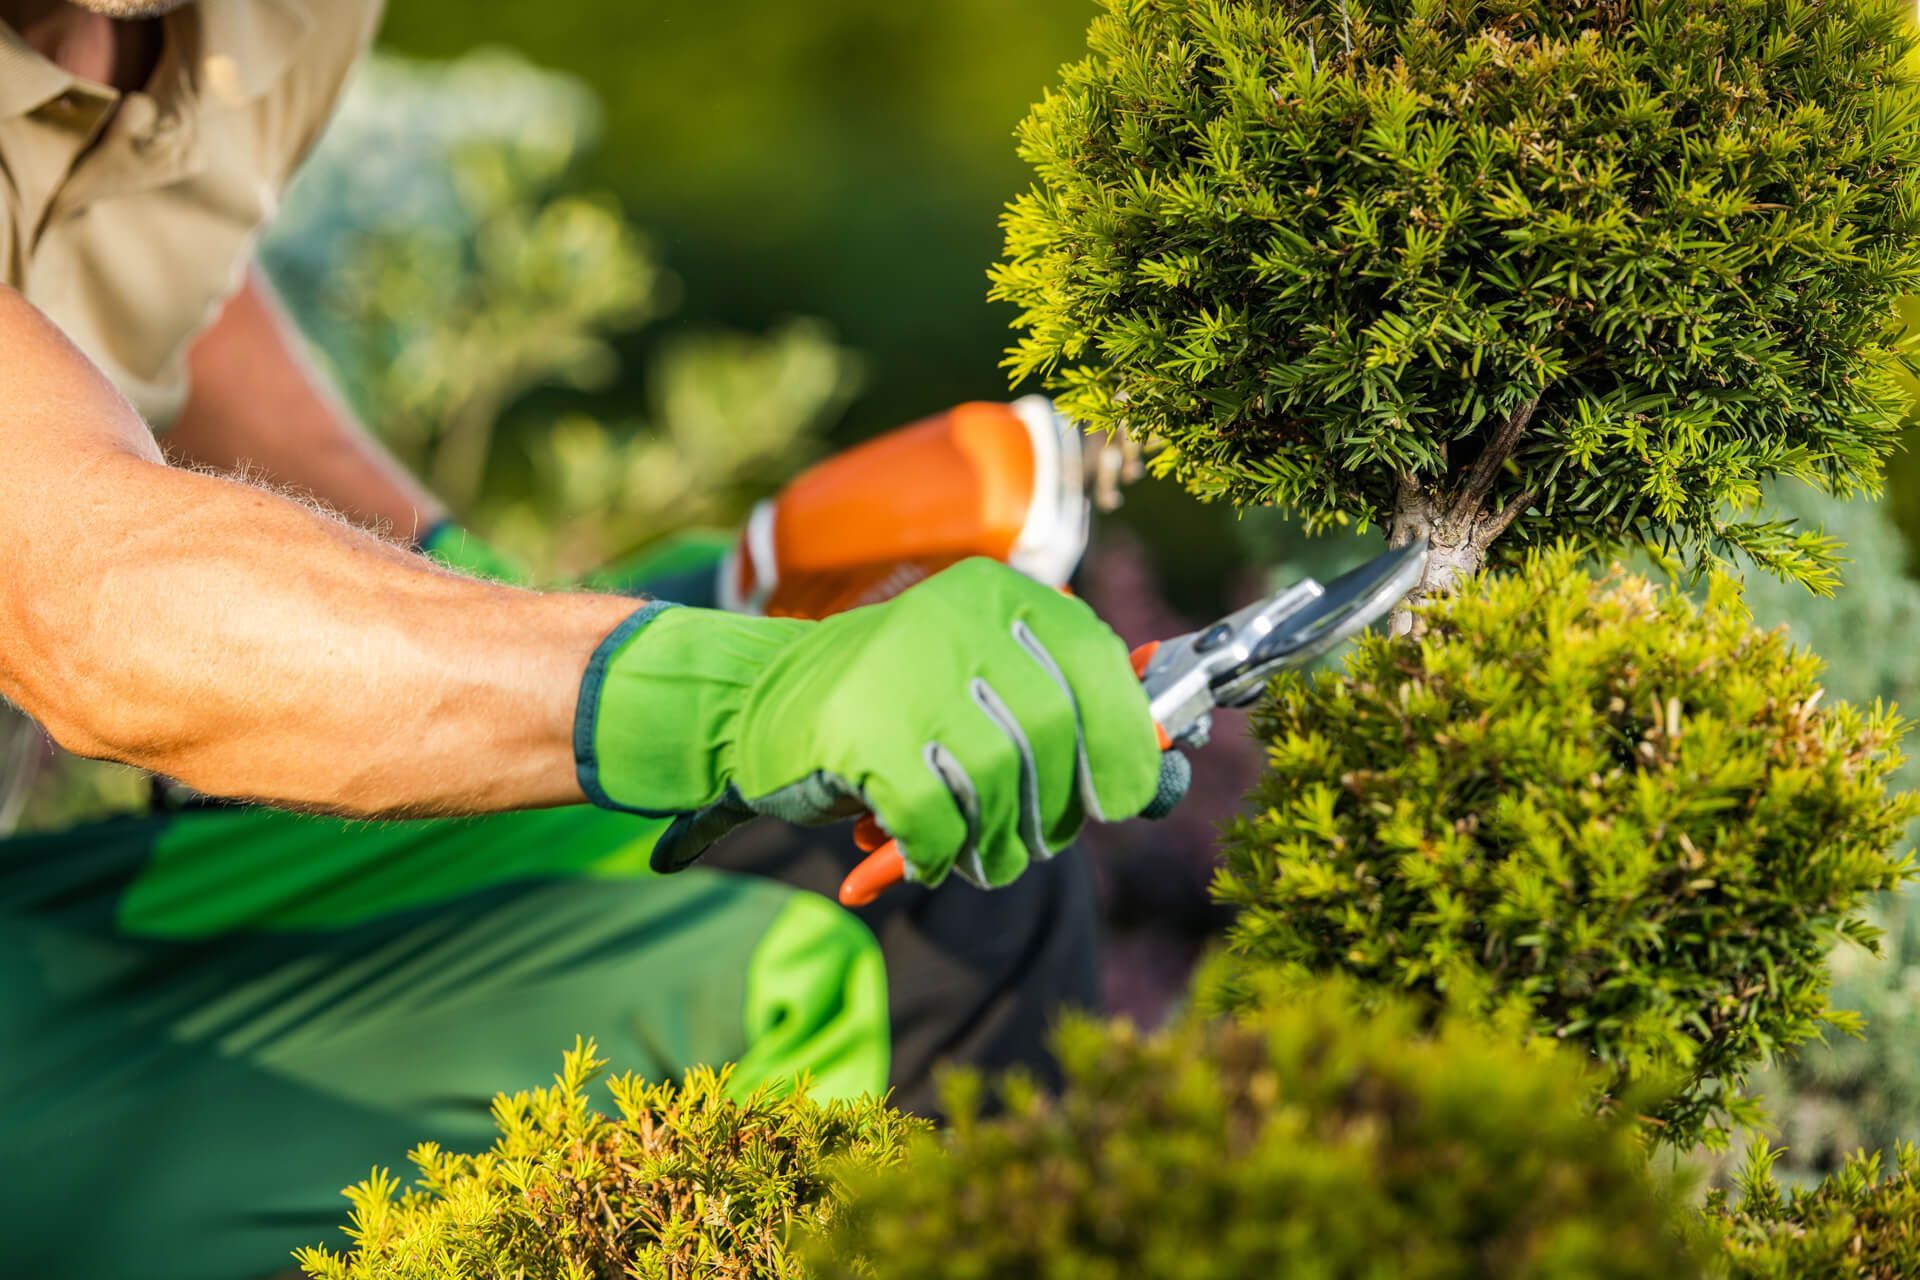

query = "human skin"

[
  {"left": 0, "top": 284, "right": 638, "bottom": 816},
  {"left": 167, "top": 268, "right": 451, "bottom": 542},
  {"left": 0, "top": 0, "right": 164, "bottom": 86}
]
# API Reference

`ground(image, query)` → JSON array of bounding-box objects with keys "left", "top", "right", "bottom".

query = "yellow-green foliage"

[
  {"left": 1710, "top": 1141, "right": 1920, "bottom": 1278},
  {"left": 295, "top": 1040, "right": 924, "bottom": 1280},
  {"left": 1210, "top": 548, "right": 1919, "bottom": 1149},
  {"left": 810, "top": 980, "right": 1703, "bottom": 1278},
  {"left": 995, "top": 0, "right": 1920, "bottom": 585}
]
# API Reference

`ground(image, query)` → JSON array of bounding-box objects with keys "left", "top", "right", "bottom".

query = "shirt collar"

[
  {"left": 0, "top": 0, "right": 313, "bottom": 121},
  {"left": 0, "top": 21, "right": 77, "bottom": 119}
]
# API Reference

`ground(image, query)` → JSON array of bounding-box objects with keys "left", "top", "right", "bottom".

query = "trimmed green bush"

[
  {"left": 1710, "top": 1140, "right": 1920, "bottom": 1278},
  {"left": 994, "top": 0, "right": 1920, "bottom": 598},
  {"left": 295, "top": 1039, "right": 924, "bottom": 1280},
  {"left": 810, "top": 979, "right": 1704, "bottom": 1278},
  {"left": 1207, "top": 548, "right": 1918, "bottom": 1148}
]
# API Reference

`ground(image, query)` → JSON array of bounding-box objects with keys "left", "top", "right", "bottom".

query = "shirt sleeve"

[{"left": 258, "top": 0, "right": 390, "bottom": 195}]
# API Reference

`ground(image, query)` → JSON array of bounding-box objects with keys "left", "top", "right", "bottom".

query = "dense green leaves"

[
  {"left": 1710, "top": 1140, "right": 1920, "bottom": 1277},
  {"left": 812, "top": 980, "right": 1704, "bottom": 1278},
  {"left": 996, "top": 0, "right": 1920, "bottom": 586},
  {"left": 294, "top": 1039, "right": 924, "bottom": 1280},
  {"left": 1210, "top": 548, "right": 1919, "bottom": 1148}
]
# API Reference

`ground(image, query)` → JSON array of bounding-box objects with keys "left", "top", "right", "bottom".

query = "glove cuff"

[{"left": 575, "top": 603, "right": 807, "bottom": 815}]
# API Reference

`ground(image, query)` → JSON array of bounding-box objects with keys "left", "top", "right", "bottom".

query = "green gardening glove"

[{"left": 574, "top": 557, "right": 1163, "bottom": 889}]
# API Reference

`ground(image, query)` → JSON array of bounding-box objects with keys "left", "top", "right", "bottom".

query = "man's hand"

[{"left": 575, "top": 558, "right": 1163, "bottom": 889}]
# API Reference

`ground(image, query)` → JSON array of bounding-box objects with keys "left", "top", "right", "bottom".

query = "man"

[{"left": 0, "top": 2, "right": 1168, "bottom": 1275}]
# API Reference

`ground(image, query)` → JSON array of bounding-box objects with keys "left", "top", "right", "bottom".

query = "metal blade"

[{"left": 1209, "top": 538, "right": 1428, "bottom": 707}]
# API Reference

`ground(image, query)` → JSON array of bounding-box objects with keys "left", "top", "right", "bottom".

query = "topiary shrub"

[
  {"left": 1709, "top": 1140, "right": 1920, "bottom": 1278},
  {"left": 1205, "top": 548, "right": 1918, "bottom": 1149},
  {"left": 994, "top": 0, "right": 1920, "bottom": 600},
  {"left": 809, "top": 979, "right": 1704, "bottom": 1278},
  {"left": 295, "top": 1039, "right": 924, "bottom": 1280}
]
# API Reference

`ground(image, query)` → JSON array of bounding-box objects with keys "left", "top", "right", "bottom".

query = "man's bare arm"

[
  {"left": 166, "top": 266, "right": 447, "bottom": 542},
  {"left": 0, "top": 286, "right": 636, "bottom": 816}
]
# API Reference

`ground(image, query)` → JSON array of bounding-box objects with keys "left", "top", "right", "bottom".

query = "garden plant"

[
  {"left": 1206, "top": 549, "right": 1919, "bottom": 1148},
  {"left": 812, "top": 979, "right": 1706, "bottom": 1279},
  {"left": 1709, "top": 1139, "right": 1920, "bottom": 1277},
  {"left": 992, "top": 0, "right": 1920, "bottom": 604},
  {"left": 294, "top": 1040, "right": 923, "bottom": 1280}
]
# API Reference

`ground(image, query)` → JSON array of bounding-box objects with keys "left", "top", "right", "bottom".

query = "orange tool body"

[
  {"left": 836, "top": 539, "right": 1431, "bottom": 906},
  {"left": 719, "top": 395, "right": 1089, "bottom": 619}
]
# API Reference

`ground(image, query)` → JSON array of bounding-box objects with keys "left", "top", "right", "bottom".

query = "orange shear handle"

[{"left": 835, "top": 640, "right": 1167, "bottom": 908}]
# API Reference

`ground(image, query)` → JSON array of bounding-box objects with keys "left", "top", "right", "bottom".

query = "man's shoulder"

[
  {"left": 209, "top": 0, "right": 388, "bottom": 183},
  {"left": 196, "top": 0, "right": 386, "bottom": 108},
  {"left": 271, "top": 0, "right": 389, "bottom": 89}
]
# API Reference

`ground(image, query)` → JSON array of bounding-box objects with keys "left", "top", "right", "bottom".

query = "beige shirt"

[
  {"left": 0, "top": 0, "right": 383, "bottom": 827},
  {"left": 0, "top": 0, "right": 383, "bottom": 424}
]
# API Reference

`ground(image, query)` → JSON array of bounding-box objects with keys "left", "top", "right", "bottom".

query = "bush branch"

[
  {"left": 1450, "top": 397, "right": 1538, "bottom": 525},
  {"left": 1482, "top": 488, "right": 1537, "bottom": 542}
]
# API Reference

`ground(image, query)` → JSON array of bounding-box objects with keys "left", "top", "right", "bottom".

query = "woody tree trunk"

[{"left": 1386, "top": 397, "right": 1539, "bottom": 634}]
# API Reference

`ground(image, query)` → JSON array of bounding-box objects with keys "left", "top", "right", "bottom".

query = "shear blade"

[{"left": 1211, "top": 539, "right": 1428, "bottom": 705}]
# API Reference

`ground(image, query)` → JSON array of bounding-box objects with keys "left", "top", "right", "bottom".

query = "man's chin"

[{"left": 66, "top": 0, "right": 195, "bottom": 17}]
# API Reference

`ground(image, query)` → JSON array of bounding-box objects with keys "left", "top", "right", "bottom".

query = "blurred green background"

[{"left": 376, "top": 0, "right": 1086, "bottom": 435}]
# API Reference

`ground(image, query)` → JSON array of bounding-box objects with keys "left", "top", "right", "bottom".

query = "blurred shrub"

[
  {"left": 485, "top": 320, "right": 859, "bottom": 581},
  {"left": 1207, "top": 549, "right": 1919, "bottom": 1150},
  {"left": 811, "top": 979, "right": 1703, "bottom": 1278},
  {"left": 1737, "top": 486, "right": 1920, "bottom": 1177},
  {"left": 296, "top": 1038, "right": 923, "bottom": 1280},
  {"left": 376, "top": 0, "right": 1106, "bottom": 433},
  {"left": 264, "top": 50, "right": 860, "bottom": 552},
  {"left": 266, "top": 50, "right": 663, "bottom": 508},
  {"left": 1710, "top": 1140, "right": 1920, "bottom": 1278}
]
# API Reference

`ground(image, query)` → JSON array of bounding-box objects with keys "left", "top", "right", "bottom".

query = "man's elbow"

[{"left": 0, "top": 580, "right": 181, "bottom": 771}]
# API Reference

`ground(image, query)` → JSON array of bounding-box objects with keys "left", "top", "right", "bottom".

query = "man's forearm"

[
  {"left": 13, "top": 452, "right": 634, "bottom": 815},
  {"left": 0, "top": 285, "right": 633, "bottom": 816}
]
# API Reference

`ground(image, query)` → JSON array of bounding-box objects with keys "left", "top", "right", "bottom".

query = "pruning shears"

[{"left": 836, "top": 538, "right": 1431, "bottom": 907}]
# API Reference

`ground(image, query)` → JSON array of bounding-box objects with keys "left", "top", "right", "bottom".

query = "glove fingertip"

[
  {"left": 1086, "top": 727, "right": 1169, "bottom": 823},
  {"left": 649, "top": 791, "right": 758, "bottom": 873},
  {"left": 649, "top": 817, "right": 707, "bottom": 874},
  {"left": 1140, "top": 749, "right": 1193, "bottom": 821}
]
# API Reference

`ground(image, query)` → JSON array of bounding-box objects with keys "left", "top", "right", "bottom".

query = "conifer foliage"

[
  {"left": 294, "top": 1040, "right": 923, "bottom": 1280},
  {"left": 1209, "top": 549, "right": 1919, "bottom": 1148},
  {"left": 993, "top": 0, "right": 1920, "bottom": 598},
  {"left": 1710, "top": 1140, "right": 1920, "bottom": 1278},
  {"left": 811, "top": 981, "right": 1704, "bottom": 1279}
]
